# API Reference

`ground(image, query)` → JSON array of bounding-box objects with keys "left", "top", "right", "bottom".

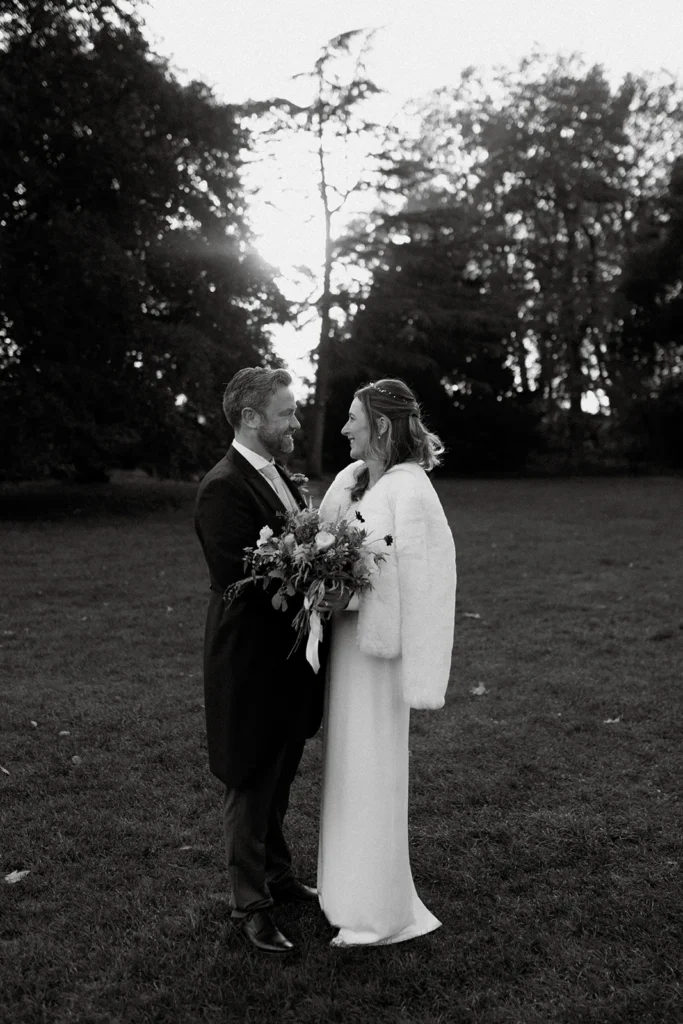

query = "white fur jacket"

[{"left": 319, "top": 460, "right": 456, "bottom": 710}]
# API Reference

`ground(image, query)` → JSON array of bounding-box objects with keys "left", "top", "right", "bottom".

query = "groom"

[{"left": 194, "top": 367, "right": 325, "bottom": 955}]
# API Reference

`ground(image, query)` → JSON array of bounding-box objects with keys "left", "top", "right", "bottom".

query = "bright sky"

[
  {"left": 142, "top": 0, "right": 683, "bottom": 397},
  {"left": 143, "top": 0, "right": 682, "bottom": 105}
]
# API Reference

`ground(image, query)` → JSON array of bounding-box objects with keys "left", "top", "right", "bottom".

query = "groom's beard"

[{"left": 257, "top": 424, "right": 295, "bottom": 460}]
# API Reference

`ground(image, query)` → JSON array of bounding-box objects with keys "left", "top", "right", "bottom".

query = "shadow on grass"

[
  {"left": 0, "top": 469, "right": 335, "bottom": 522},
  {"left": 2, "top": 475, "right": 682, "bottom": 1024},
  {"left": 0, "top": 474, "right": 199, "bottom": 521}
]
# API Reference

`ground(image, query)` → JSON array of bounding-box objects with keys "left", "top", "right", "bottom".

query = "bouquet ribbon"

[{"left": 305, "top": 608, "right": 324, "bottom": 674}]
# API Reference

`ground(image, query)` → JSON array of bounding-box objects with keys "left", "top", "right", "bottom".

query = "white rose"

[
  {"left": 257, "top": 525, "right": 274, "bottom": 547},
  {"left": 314, "top": 530, "right": 336, "bottom": 552},
  {"left": 362, "top": 552, "right": 379, "bottom": 575}
]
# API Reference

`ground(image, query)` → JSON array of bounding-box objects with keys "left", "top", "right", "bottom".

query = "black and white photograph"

[{"left": 1, "top": 0, "right": 682, "bottom": 1021}]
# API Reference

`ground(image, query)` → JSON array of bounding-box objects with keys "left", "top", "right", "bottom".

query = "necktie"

[{"left": 260, "top": 463, "right": 299, "bottom": 513}]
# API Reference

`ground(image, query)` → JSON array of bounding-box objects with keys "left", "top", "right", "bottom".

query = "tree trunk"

[
  {"left": 566, "top": 327, "right": 584, "bottom": 458},
  {"left": 306, "top": 111, "right": 334, "bottom": 478},
  {"left": 515, "top": 332, "right": 531, "bottom": 394},
  {"left": 561, "top": 202, "right": 585, "bottom": 461},
  {"left": 307, "top": 289, "right": 333, "bottom": 477}
]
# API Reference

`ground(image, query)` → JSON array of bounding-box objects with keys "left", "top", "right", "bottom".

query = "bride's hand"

[{"left": 317, "top": 583, "right": 353, "bottom": 612}]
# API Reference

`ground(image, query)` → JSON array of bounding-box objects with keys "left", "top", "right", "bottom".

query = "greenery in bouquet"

[{"left": 223, "top": 507, "right": 393, "bottom": 652}]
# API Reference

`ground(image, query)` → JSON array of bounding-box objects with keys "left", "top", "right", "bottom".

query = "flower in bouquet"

[
  {"left": 288, "top": 472, "right": 309, "bottom": 490},
  {"left": 314, "top": 530, "right": 336, "bottom": 552},
  {"left": 223, "top": 507, "right": 393, "bottom": 670}
]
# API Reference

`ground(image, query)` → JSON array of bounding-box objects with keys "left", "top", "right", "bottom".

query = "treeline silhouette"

[{"left": 1, "top": 2, "right": 681, "bottom": 480}]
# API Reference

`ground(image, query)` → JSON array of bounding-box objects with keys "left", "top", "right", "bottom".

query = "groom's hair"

[{"left": 223, "top": 367, "right": 293, "bottom": 428}]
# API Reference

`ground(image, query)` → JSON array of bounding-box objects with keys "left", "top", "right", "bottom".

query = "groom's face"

[{"left": 256, "top": 386, "right": 300, "bottom": 458}]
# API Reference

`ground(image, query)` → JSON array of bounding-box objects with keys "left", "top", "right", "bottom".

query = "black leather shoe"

[
  {"left": 270, "top": 878, "right": 319, "bottom": 905},
  {"left": 237, "top": 910, "right": 294, "bottom": 954}
]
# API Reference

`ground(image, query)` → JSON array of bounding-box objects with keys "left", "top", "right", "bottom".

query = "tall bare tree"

[{"left": 249, "top": 30, "right": 382, "bottom": 476}]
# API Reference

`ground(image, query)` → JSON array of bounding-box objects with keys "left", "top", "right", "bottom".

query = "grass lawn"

[{"left": 1, "top": 474, "right": 681, "bottom": 1024}]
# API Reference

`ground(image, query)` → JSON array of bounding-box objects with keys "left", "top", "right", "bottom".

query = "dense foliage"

[
  {"left": 1, "top": 10, "right": 681, "bottom": 478},
  {"left": 319, "top": 56, "right": 683, "bottom": 473},
  {"left": 0, "top": 0, "right": 286, "bottom": 480}
]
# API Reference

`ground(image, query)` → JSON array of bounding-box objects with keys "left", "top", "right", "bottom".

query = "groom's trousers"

[{"left": 222, "top": 737, "right": 306, "bottom": 918}]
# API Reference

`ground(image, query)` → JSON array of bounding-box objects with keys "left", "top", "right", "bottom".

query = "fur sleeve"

[
  {"left": 392, "top": 471, "right": 456, "bottom": 710},
  {"left": 318, "top": 461, "right": 363, "bottom": 524}
]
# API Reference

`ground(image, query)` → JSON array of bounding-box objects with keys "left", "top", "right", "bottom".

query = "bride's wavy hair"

[{"left": 350, "top": 378, "right": 445, "bottom": 502}]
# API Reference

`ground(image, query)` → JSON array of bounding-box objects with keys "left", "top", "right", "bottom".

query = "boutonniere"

[{"left": 288, "top": 473, "right": 309, "bottom": 490}]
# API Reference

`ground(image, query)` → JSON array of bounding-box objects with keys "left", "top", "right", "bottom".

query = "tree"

[
  {"left": 320, "top": 202, "right": 542, "bottom": 472},
  {"left": 616, "top": 156, "right": 683, "bottom": 389},
  {"left": 0, "top": 1, "right": 287, "bottom": 479},
  {"left": 249, "top": 30, "right": 382, "bottom": 477},
  {"left": 614, "top": 157, "right": 683, "bottom": 468},
  {"left": 388, "top": 55, "right": 683, "bottom": 460}
]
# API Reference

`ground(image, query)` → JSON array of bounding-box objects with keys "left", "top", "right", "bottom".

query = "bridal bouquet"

[{"left": 223, "top": 507, "right": 392, "bottom": 672}]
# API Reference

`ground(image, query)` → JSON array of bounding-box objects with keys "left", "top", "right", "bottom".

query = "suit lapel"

[{"left": 226, "top": 446, "right": 288, "bottom": 516}]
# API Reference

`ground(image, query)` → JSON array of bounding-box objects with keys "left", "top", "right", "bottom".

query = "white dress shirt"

[
  {"left": 232, "top": 439, "right": 298, "bottom": 511},
  {"left": 232, "top": 438, "right": 273, "bottom": 474}
]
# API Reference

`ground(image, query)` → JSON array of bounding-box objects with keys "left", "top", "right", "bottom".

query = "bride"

[{"left": 316, "top": 378, "right": 457, "bottom": 947}]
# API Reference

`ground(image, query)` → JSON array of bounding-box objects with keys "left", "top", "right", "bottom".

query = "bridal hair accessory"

[
  {"left": 370, "top": 383, "right": 412, "bottom": 400},
  {"left": 368, "top": 382, "right": 418, "bottom": 410}
]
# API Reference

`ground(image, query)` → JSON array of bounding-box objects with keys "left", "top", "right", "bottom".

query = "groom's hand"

[{"left": 317, "top": 583, "right": 353, "bottom": 612}]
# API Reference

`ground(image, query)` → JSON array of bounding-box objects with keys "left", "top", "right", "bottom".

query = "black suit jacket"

[{"left": 194, "top": 446, "right": 325, "bottom": 788}]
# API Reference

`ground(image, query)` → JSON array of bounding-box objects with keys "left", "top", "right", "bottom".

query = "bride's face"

[{"left": 341, "top": 398, "right": 371, "bottom": 461}]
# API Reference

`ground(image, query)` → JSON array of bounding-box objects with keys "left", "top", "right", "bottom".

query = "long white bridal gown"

[{"left": 317, "top": 466, "right": 448, "bottom": 947}]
